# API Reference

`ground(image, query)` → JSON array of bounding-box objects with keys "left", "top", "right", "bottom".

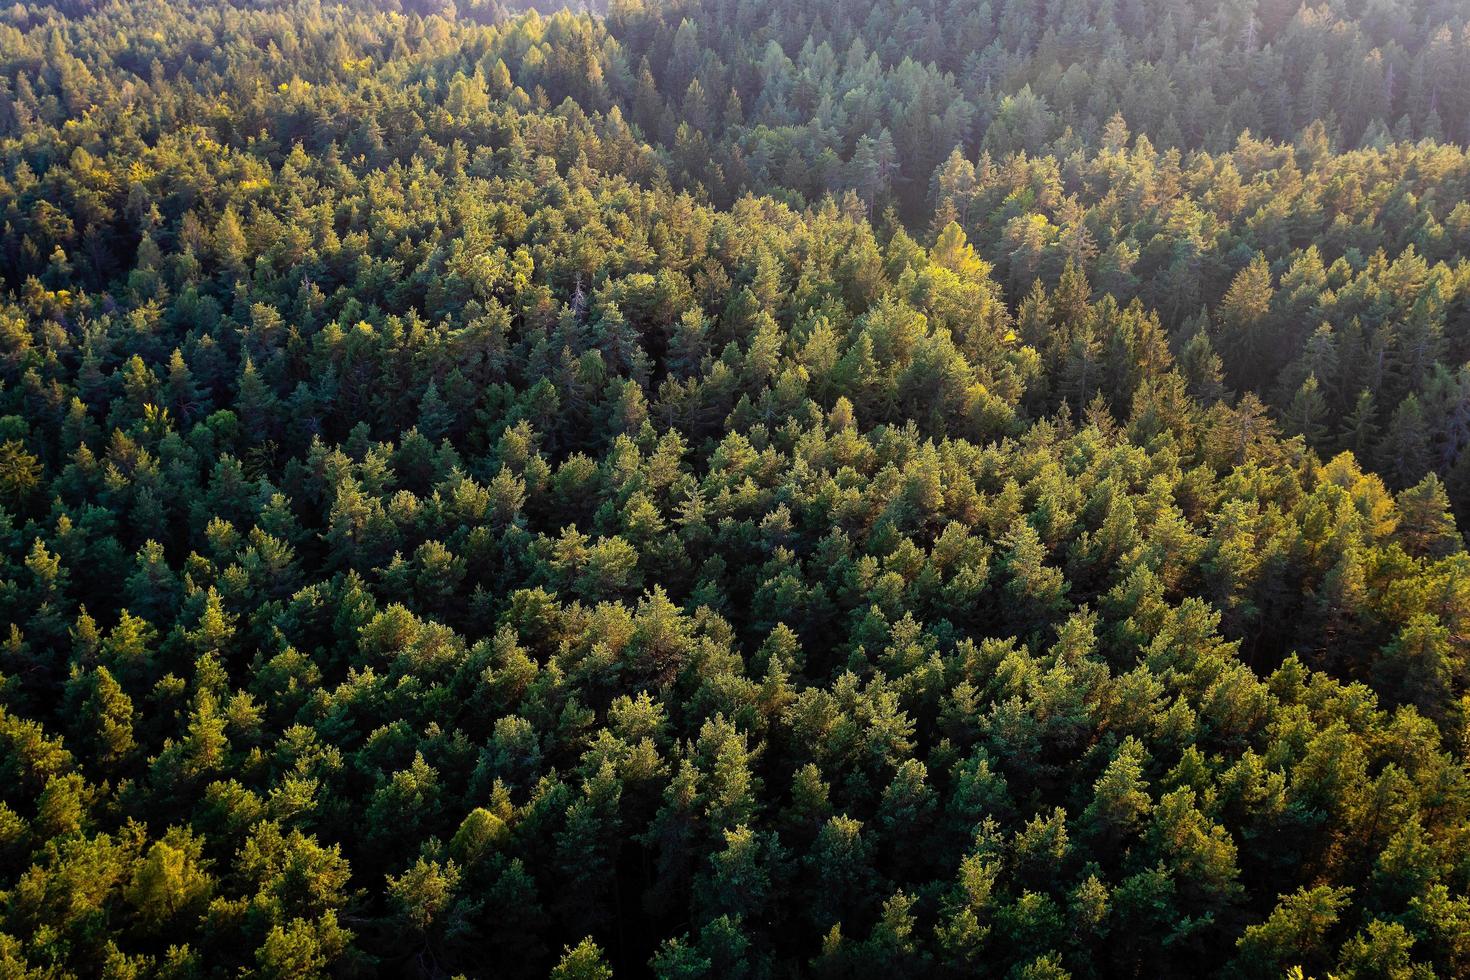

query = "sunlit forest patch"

[{"left": 0, "top": 0, "right": 1468, "bottom": 976}]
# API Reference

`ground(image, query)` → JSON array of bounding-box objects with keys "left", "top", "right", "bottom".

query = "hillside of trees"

[{"left": 0, "top": 0, "right": 1468, "bottom": 976}]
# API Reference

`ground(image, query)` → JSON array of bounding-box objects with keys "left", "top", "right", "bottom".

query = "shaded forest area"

[{"left": 0, "top": 0, "right": 1468, "bottom": 976}]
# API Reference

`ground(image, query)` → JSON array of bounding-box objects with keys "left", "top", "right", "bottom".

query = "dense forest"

[{"left": 1, "top": 0, "right": 1469, "bottom": 976}]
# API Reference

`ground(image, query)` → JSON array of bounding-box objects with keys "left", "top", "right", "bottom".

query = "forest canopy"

[{"left": 0, "top": 0, "right": 1469, "bottom": 976}]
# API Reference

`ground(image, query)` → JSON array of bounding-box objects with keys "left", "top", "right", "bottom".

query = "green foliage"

[{"left": 0, "top": 0, "right": 1465, "bottom": 977}]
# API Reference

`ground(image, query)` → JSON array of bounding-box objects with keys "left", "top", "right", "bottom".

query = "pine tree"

[
  {"left": 1283, "top": 374, "right": 1330, "bottom": 445},
  {"left": 1082, "top": 737, "right": 1152, "bottom": 841},
  {"left": 552, "top": 938, "right": 614, "bottom": 980},
  {"left": 1339, "top": 388, "right": 1381, "bottom": 461},
  {"left": 1179, "top": 324, "right": 1228, "bottom": 404},
  {"left": 1215, "top": 253, "right": 1275, "bottom": 387},
  {"left": 214, "top": 207, "right": 248, "bottom": 276},
  {"left": 417, "top": 380, "right": 453, "bottom": 443},
  {"left": 236, "top": 356, "right": 280, "bottom": 445},
  {"left": 1395, "top": 473, "right": 1463, "bottom": 557},
  {"left": 1380, "top": 394, "right": 1431, "bottom": 488},
  {"left": 0, "top": 440, "right": 41, "bottom": 505}
]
